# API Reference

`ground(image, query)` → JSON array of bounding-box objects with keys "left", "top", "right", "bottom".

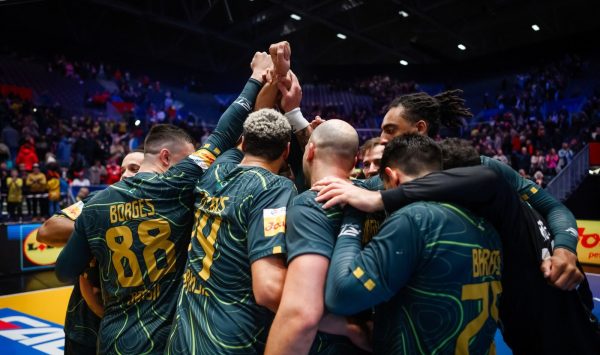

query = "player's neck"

[
  {"left": 310, "top": 161, "right": 351, "bottom": 187},
  {"left": 138, "top": 160, "right": 166, "bottom": 174},
  {"left": 240, "top": 155, "right": 281, "bottom": 174}
]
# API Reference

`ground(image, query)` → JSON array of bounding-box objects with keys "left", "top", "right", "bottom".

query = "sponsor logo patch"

[
  {"left": 61, "top": 201, "right": 84, "bottom": 221},
  {"left": 263, "top": 207, "right": 286, "bottom": 237}
]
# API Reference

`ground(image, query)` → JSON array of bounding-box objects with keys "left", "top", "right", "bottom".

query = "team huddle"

[{"left": 39, "top": 42, "right": 599, "bottom": 354}]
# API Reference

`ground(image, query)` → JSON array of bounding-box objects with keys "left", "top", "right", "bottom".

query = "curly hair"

[{"left": 243, "top": 109, "right": 291, "bottom": 160}]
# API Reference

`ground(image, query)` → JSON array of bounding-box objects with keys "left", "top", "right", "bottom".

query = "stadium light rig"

[
  {"left": 457, "top": 44, "right": 466, "bottom": 51},
  {"left": 531, "top": 24, "right": 540, "bottom": 31},
  {"left": 399, "top": 60, "right": 408, "bottom": 66},
  {"left": 290, "top": 14, "right": 301, "bottom": 21},
  {"left": 337, "top": 33, "right": 347, "bottom": 40},
  {"left": 399, "top": 11, "right": 409, "bottom": 18}
]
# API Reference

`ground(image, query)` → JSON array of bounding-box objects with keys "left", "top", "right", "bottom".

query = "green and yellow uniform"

[
  {"left": 55, "top": 78, "right": 262, "bottom": 354},
  {"left": 167, "top": 149, "right": 297, "bottom": 355},
  {"left": 326, "top": 202, "right": 502, "bottom": 354},
  {"left": 286, "top": 189, "right": 366, "bottom": 354}
]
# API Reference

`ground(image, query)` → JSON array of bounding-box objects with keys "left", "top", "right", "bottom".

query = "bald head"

[{"left": 308, "top": 119, "right": 359, "bottom": 169}]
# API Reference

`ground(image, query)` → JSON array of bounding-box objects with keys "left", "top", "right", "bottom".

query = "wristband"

[{"left": 284, "top": 107, "right": 310, "bottom": 133}]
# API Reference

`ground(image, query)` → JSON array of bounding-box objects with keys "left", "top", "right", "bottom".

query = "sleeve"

[
  {"left": 285, "top": 202, "right": 337, "bottom": 262},
  {"left": 481, "top": 156, "right": 578, "bottom": 253},
  {"left": 55, "top": 217, "right": 93, "bottom": 282},
  {"left": 380, "top": 166, "right": 500, "bottom": 214},
  {"left": 163, "top": 78, "right": 262, "bottom": 182},
  {"left": 57, "top": 191, "right": 98, "bottom": 220},
  {"left": 325, "top": 210, "right": 422, "bottom": 315},
  {"left": 247, "top": 181, "right": 297, "bottom": 263}
]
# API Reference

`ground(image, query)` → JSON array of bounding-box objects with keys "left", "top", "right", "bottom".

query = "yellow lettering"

[
  {"left": 146, "top": 199, "right": 155, "bottom": 216},
  {"left": 110, "top": 205, "right": 117, "bottom": 224},
  {"left": 132, "top": 201, "right": 140, "bottom": 219},
  {"left": 117, "top": 204, "right": 125, "bottom": 222},
  {"left": 124, "top": 203, "right": 132, "bottom": 221}
]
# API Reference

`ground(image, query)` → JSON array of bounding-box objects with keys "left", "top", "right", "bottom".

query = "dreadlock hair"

[{"left": 388, "top": 89, "right": 473, "bottom": 137}]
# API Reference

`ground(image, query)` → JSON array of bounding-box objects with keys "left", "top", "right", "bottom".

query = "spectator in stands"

[
  {"left": 492, "top": 148, "right": 509, "bottom": 165},
  {"left": 75, "top": 187, "right": 90, "bottom": 202},
  {"left": 360, "top": 137, "right": 385, "bottom": 178},
  {"left": 530, "top": 149, "right": 546, "bottom": 174},
  {"left": 71, "top": 170, "right": 90, "bottom": 187},
  {"left": 56, "top": 136, "right": 72, "bottom": 167},
  {"left": 104, "top": 158, "right": 121, "bottom": 185},
  {"left": 545, "top": 148, "right": 559, "bottom": 174},
  {"left": 533, "top": 170, "right": 546, "bottom": 188},
  {"left": 6, "top": 168, "right": 23, "bottom": 221},
  {"left": 47, "top": 169, "right": 61, "bottom": 216},
  {"left": 16, "top": 139, "right": 39, "bottom": 171},
  {"left": 88, "top": 160, "right": 107, "bottom": 185},
  {"left": 2, "top": 121, "right": 20, "bottom": 164},
  {"left": 26, "top": 163, "right": 47, "bottom": 221},
  {"left": 518, "top": 168, "right": 531, "bottom": 180}
]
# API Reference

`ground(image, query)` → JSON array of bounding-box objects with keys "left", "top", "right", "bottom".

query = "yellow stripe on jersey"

[{"left": 273, "top": 246, "right": 283, "bottom": 254}]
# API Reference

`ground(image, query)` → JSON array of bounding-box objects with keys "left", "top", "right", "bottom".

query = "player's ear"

[
  {"left": 306, "top": 142, "right": 315, "bottom": 161},
  {"left": 415, "top": 120, "right": 428, "bottom": 135},
  {"left": 240, "top": 136, "right": 247, "bottom": 152},
  {"left": 282, "top": 142, "right": 291, "bottom": 161},
  {"left": 383, "top": 167, "right": 400, "bottom": 188},
  {"left": 159, "top": 148, "right": 170, "bottom": 168}
]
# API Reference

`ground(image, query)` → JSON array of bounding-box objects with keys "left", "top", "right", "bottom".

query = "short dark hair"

[
  {"left": 439, "top": 138, "right": 481, "bottom": 169},
  {"left": 379, "top": 133, "right": 442, "bottom": 178},
  {"left": 388, "top": 89, "right": 472, "bottom": 137},
  {"left": 144, "top": 124, "right": 194, "bottom": 154},
  {"left": 243, "top": 109, "right": 291, "bottom": 161}
]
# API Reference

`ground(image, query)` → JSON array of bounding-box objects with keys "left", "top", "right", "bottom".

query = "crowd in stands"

[
  {"left": 1, "top": 53, "right": 599, "bottom": 222},
  {"left": 469, "top": 55, "right": 598, "bottom": 186},
  {"left": 0, "top": 91, "right": 207, "bottom": 222}
]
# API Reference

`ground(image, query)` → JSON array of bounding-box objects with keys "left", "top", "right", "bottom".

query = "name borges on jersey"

[{"left": 109, "top": 199, "right": 156, "bottom": 223}]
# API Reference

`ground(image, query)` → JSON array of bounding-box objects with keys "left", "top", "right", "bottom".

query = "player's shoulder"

[{"left": 354, "top": 176, "right": 384, "bottom": 191}]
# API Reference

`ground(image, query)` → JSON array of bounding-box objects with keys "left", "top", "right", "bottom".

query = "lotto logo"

[
  {"left": 0, "top": 308, "right": 64, "bottom": 354},
  {"left": 263, "top": 207, "right": 286, "bottom": 237}
]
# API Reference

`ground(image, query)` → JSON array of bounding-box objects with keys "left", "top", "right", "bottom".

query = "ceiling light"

[
  {"left": 399, "top": 60, "right": 408, "bottom": 66},
  {"left": 457, "top": 44, "right": 466, "bottom": 50},
  {"left": 290, "top": 14, "right": 301, "bottom": 21},
  {"left": 399, "top": 11, "right": 409, "bottom": 18},
  {"left": 531, "top": 24, "right": 540, "bottom": 31},
  {"left": 337, "top": 33, "right": 347, "bottom": 40}
]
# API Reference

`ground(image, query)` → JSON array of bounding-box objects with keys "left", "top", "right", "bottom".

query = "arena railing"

[{"left": 545, "top": 144, "right": 589, "bottom": 201}]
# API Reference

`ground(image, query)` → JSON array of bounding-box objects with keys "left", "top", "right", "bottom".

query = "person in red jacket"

[{"left": 16, "top": 140, "right": 39, "bottom": 171}]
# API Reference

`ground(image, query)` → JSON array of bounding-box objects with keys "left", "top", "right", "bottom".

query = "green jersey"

[
  {"left": 58, "top": 193, "right": 101, "bottom": 346},
  {"left": 72, "top": 155, "right": 209, "bottom": 354},
  {"left": 286, "top": 189, "right": 366, "bottom": 354},
  {"left": 55, "top": 78, "right": 262, "bottom": 354},
  {"left": 167, "top": 149, "right": 297, "bottom": 355},
  {"left": 326, "top": 202, "right": 502, "bottom": 354}
]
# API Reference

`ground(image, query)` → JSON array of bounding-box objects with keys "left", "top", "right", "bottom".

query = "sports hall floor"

[{"left": 1, "top": 271, "right": 599, "bottom": 354}]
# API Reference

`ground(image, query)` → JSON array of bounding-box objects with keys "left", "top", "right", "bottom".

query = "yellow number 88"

[{"left": 106, "top": 219, "right": 175, "bottom": 287}]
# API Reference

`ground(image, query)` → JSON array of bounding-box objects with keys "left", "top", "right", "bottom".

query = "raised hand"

[
  {"left": 277, "top": 71, "right": 302, "bottom": 113},
  {"left": 250, "top": 51, "right": 273, "bottom": 84},
  {"left": 269, "top": 41, "right": 291, "bottom": 78}
]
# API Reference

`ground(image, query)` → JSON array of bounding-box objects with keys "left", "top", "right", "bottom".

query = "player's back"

[
  {"left": 167, "top": 149, "right": 297, "bottom": 354},
  {"left": 373, "top": 201, "right": 502, "bottom": 354},
  {"left": 81, "top": 171, "right": 196, "bottom": 354}
]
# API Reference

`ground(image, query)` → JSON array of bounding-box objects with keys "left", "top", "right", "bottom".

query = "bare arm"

[
  {"left": 37, "top": 216, "right": 74, "bottom": 247},
  {"left": 266, "top": 255, "right": 327, "bottom": 354},
  {"left": 266, "top": 255, "right": 369, "bottom": 355},
  {"left": 251, "top": 255, "right": 287, "bottom": 313}
]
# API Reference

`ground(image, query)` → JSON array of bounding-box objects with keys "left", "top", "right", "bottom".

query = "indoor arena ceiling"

[{"left": 1, "top": 0, "right": 599, "bottom": 71}]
